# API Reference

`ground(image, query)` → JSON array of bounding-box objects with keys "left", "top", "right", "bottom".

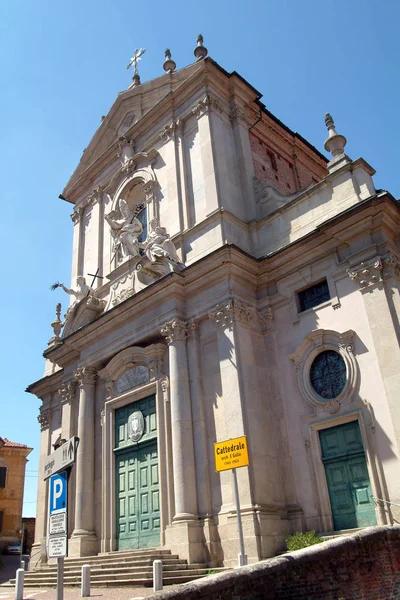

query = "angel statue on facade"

[
  {"left": 142, "top": 218, "right": 182, "bottom": 264},
  {"left": 105, "top": 198, "right": 143, "bottom": 263},
  {"left": 51, "top": 276, "right": 93, "bottom": 320}
]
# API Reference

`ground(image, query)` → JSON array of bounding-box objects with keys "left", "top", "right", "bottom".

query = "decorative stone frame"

[
  {"left": 304, "top": 410, "right": 388, "bottom": 533},
  {"left": 98, "top": 344, "right": 172, "bottom": 553},
  {"left": 289, "top": 329, "right": 357, "bottom": 414}
]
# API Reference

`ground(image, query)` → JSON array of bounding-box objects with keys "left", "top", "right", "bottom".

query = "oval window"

[{"left": 310, "top": 350, "right": 346, "bottom": 400}]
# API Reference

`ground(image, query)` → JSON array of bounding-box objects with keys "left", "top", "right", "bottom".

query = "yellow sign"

[{"left": 214, "top": 436, "right": 249, "bottom": 472}]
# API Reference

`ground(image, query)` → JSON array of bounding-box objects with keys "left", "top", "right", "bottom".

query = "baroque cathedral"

[{"left": 28, "top": 37, "right": 400, "bottom": 568}]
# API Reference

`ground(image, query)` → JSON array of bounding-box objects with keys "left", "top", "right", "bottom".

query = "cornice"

[{"left": 26, "top": 369, "right": 64, "bottom": 399}]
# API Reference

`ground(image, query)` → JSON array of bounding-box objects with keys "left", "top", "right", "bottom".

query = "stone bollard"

[
  {"left": 81, "top": 564, "right": 90, "bottom": 598},
  {"left": 153, "top": 559, "right": 163, "bottom": 592},
  {"left": 15, "top": 568, "right": 24, "bottom": 600}
]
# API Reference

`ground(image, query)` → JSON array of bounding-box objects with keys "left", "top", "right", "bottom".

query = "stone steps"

[{"left": 5, "top": 548, "right": 225, "bottom": 588}]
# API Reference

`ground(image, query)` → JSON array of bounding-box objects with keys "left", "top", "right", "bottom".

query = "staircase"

[{"left": 6, "top": 548, "right": 221, "bottom": 588}]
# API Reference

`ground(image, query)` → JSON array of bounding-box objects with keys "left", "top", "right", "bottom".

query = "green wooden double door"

[
  {"left": 319, "top": 421, "right": 376, "bottom": 531},
  {"left": 115, "top": 396, "right": 160, "bottom": 550}
]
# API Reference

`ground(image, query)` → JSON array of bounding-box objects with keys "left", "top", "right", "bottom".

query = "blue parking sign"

[{"left": 49, "top": 471, "right": 67, "bottom": 514}]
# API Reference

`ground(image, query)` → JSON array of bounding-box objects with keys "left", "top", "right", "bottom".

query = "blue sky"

[{"left": 0, "top": 0, "right": 398, "bottom": 517}]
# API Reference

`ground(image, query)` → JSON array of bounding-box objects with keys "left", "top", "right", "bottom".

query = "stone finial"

[
  {"left": 48, "top": 303, "right": 63, "bottom": 346},
  {"left": 163, "top": 48, "right": 176, "bottom": 73},
  {"left": 324, "top": 113, "right": 347, "bottom": 158},
  {"left": 194, "top": 34, "right": 208, "bottom": 60}
]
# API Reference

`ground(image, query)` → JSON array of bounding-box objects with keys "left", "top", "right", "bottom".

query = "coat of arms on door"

[{"left": 128, "top": 410, "right": 145, "bottom": 442}]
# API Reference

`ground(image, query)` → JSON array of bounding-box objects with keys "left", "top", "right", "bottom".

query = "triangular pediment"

[{"left": 63, "top": 61, "right": 205, "bottom": 198}]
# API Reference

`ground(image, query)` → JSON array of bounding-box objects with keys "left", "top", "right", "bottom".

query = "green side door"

[
  {"left": 115, "top": 395, "right": 160, "bottom": 550},
  {"left": 319, "top": 421, "right": 376, "bottom": 531}
]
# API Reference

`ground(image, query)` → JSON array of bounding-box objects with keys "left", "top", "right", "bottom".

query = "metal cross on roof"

[{"left": 126, "top": 48, "right": 146, "bottom": 76}]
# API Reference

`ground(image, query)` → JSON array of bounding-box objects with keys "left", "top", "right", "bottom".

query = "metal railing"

[{"left": 371, "top": 496, "right": 400, "bottom": 508}]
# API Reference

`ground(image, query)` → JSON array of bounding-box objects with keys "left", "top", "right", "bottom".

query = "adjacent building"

[
  {"left": 28, "top": 39, "right": 400, "bottom": 569},
  {"left": 0, "top": 438, "right": 32, "bottom": 553}
]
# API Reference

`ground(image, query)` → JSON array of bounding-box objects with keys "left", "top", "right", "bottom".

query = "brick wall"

[
  {"left": 249, "top": 120, "right": 327, "bottom": 197},
  {"left": 148, "top": 526, "right": 400, "bottom": 600}
]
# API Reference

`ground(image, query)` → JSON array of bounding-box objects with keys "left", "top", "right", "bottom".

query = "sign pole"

[
  {"left": 56, "top": 556, "right": 64, "bottom": 600},
  {"left": 232, "top": 468, "right": 247, "bottom": 567}
]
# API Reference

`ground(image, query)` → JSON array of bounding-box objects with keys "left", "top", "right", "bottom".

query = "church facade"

[{"left": 28, "top": 41, "right": 400, "bottom": 569}]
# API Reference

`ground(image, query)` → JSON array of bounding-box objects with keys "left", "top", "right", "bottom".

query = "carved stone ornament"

[
  {"left": 159, "top": 122, "right": 177, "bottom": 142},
  {"left": 116, "top": 365, "right": 150, "bottom": 395},
  {"left": 192, "top": 94, "right": 223, "bottom": 119},
  {"left": 209, "top": 299, "right": 255, "bottom": 328},
  {"left": 253, "top": 177, "right": 304, "bottom": 208},
  {"left": 38, "top": 407, "right": 51, "bottom": 431},
  {"left": 382, "top": 253, "right": 400, "bottom": 280},
  {"left": 187, "top": 318, "right": 200, "bottom": 340},
  {"left": 229, "top": 107, "right": 249, "bottom": 126},
  {"left": 98, "top": 344, "right": 166, "bottom": 399},
  {"left": 58, "top": 381, "right": 77, "bottom": 405},
  {"left": 160, "top": 318, "right": 187, "bottom": 344},
  {"left": 107, "top": 271, "right": 136, "bottom": 310},
  {"left": 71, "top": 206, "right": 83, "bottom": 224},
  {"left": 128, "top": 410, "right": 145, "bottom": 443},
  {"left": 258, "top": 307, "right": 274, "bottom": 333},
  {"left": 289, "top": 329, "right": 357, "bottom": 414},
  {"left": 74, "top": 366, "right": 97, "bottom": 386},
  {"left": 87, "top": 185, "right": 103, "bottom": 206},
  {"left": 347, "top": 257, "right": 382, "bottom": 289}
]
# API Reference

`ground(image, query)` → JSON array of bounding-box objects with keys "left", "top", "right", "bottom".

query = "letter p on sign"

[{"left": 49, "top": 471, "right": 67, "bottom": 515}]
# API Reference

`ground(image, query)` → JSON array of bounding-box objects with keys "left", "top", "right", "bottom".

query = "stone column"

[
  {"left": 69, "top": 366, "right": 98, "bottom": 557},
  {"left": 161, "top": 318, "right": 203, "bottom": 563},
  {"left": 160, "top": 318, "right": 197, "bottom": 519},
  {"left": 30, "top": 405, "right": 52, "bottom": 569}
]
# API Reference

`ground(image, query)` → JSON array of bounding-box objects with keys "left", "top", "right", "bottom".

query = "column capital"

[
  {"left": 74, "top": 366, "right": 97, "bottom": 386},
  {"left": 209, "top": 299, "right": 255, "bottom": 328},
  {"left": 70, "top": 206, "right": 83, "bottom": 224},
  {"left": 191, "top": 94, "right": 223, "bottom": 119},
  {"left": 58, "top": 381, "right": 77, "bottom": 404},
  {"left": 87, "top": 185, "right": 103, "bottom": 207},
  {"left": 347, "top": 257, "right": 382, "bottom": 289},
  {"left": 187, "top": 318, "right": 200, "bottom": 340},
  {"left": 257, "top": 307, "right": 274, "bottom": 333},
  {"left": 160, "top": 318, "right": 187, "bottom": 344},
  {"left": 38, "top": 406, "right": 51, "bottom": 431}
]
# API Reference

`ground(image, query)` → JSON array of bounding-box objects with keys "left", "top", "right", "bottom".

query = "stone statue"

[
  {"left": 142, "top": 218, "right": 182, "bottom": 264},
  {"left": 58, "top": 276, "right": 93, "bottom": 319},
  {"left": 105, "top": 198, "right": 143, "bottom": 263}
]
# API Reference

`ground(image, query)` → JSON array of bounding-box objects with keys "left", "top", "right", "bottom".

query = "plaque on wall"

[
  {"left": 116, "top": 365, "right": 150, "bottom": 394},
  {"left": 128, "top": 410, "right": 145, "bottom": 442}
]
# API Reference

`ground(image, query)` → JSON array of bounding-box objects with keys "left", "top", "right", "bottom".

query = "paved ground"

[
  {"left": 0, "top": 556, "right": 180, "bottom": 599},
  {"left": 0, "top": 555, "right": 31, "bottom": 585},
  {"left": 0, "top": 558, "right": 169, "bottom": 599},
  {"left": 0, "top": 586, "right": 159, "bottom": 599}
]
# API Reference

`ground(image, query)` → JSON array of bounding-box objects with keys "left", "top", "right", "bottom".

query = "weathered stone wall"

[{"left": 147, "top": 526, "right": 400, "bottom": 600}]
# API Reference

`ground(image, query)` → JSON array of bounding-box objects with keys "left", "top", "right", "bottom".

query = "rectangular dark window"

[
  {"left": 0, "top": 467, "right": 7, "bottom": 488},
  {"left": 0, "top": 511, "right": 3, "bottom": 532},
  {"left": 298, "top": 279, "right": 330, "bottom": 312}
]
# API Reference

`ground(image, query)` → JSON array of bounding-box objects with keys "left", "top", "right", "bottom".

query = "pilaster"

[
  {"left": 192, "top": 94, "right": 221, "bottom": 217},
  {"left": 347, "top": 253, "right": 400, "bottom": 458}
]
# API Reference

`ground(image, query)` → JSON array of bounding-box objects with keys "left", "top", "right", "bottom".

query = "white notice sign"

[
  {"left": 49, "top": 512, "right": 67, "bottom": 535},
  {"left": 43, "top": 437, "right": 78, "bottom": 480},
  {"left": 48, "top": 535, "right": 67, "bottom": 558}
]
